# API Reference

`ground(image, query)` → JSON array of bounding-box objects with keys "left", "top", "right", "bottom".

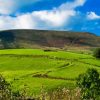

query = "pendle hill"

[{"left": 0, "top": 29, "right": 100, "bottom": 49}]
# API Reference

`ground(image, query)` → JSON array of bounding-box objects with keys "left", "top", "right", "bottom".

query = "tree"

[
  {"left": 76, "top": 68, "right": 100, "bottom": 100},
  {"left": 93, "top": 48, "right": 100, "bottom": 59}
]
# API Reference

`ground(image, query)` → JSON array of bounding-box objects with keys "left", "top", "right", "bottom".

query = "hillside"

[
  {"left": 0, "top": 29, "right": 100, "bottom": 49},
  {"left": 0, "top": 49, "right": 100, "bottom": 95}
]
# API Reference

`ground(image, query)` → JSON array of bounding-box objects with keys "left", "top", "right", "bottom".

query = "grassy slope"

[{"left": 0, "top": 49, "right": 100, "bottom": 95}]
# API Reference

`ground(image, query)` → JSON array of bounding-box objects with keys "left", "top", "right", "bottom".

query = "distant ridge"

[{"left": 0, "top": 29, "right": 100, "bottom": 49}]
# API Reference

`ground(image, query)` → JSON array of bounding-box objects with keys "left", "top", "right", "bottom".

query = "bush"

[
  {"left": 0, "top": 74, "right": 13, "bottom": 100},
  {"left": 76, "top": 68, "right": 100, "bottom": 100},
  {"left": 93, "top": 48, "right": 100, "bottom": 59},
  {"left": 0, "top": 74, "right": 25, "bottom": 100}
]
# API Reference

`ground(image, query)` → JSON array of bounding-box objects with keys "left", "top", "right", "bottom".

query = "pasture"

[{"left": 0, "top": 49, "right": 100, "bottom": 95}]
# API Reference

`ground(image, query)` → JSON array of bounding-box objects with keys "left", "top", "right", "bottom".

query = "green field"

[{"left": 0, "top": 49, "right": 100, "bottom": 96}]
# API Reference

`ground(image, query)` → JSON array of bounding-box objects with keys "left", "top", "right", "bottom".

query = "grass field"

[{"left": 0, "top": 49, "right": 100, "bottom": 96}]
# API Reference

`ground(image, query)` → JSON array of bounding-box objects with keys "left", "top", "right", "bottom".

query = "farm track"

[
  {"left": 10, "top": 63, "right": 74, "bottom": 82},
  {"left": 33, "top": 73, "right": 75, "bottom": 81},
  {"left": 31, "top": 63, "right": 75, "bottom": 81}
]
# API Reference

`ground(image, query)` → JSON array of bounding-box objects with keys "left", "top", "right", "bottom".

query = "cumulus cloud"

[
  {"left": 0, "top": 0, "right": 41, "bottom": 15},
  {"left": 0, "top": 14, "right": 36, "bottom": 30},
  {"left": 32, "top": 10, "right": 75, "bottom": 27},
  {"left": 87, "top": 12, "right": 100, "bottom": 20},
  {"left": 14, "top": 14, "right": 36, "bottom": 29},
  {"left": 0, "top": 0, "right": 86, "bottom": 30},
  {"left": 31, "top": 0, "right": 86, "bottom": 27},
  {"left": 0, "top": 16, "right": 16, "bottom": 29}
]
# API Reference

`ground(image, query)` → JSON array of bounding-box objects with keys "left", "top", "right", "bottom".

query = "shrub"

[
  {"left": 76, "top": 68, "right": 100, "bottom": 100},
  {"left": 0, "top": 74, "right": 13, "bottom": 100},
  {"left": 0, "top": 74, "right": 25, "bottom": 100},
  {"left": 93, "top": 48, "right": 100, "bottom": 59}
]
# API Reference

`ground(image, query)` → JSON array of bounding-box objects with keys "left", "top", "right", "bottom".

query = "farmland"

[{"left": 0, "top": 49, "right": 100, "bottom": 96}]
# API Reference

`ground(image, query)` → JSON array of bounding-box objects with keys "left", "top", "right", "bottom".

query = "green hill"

[
  {"left": 0, "top": 49, "right": 100, "bottom": 95},
  {"left": 0, "top": 29, "right": 100, "bottom": 49}
]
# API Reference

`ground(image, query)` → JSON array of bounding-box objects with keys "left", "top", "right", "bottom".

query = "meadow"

[{"left": 0, "top": 49, "right": 100, "bottom": 96}]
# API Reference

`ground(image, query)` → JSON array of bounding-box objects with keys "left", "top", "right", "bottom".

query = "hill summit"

[{"left": 0, "top": 29, "right": 100, "bottom": 49}]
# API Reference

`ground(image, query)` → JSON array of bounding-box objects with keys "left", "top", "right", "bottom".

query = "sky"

[{"left": 0, "top": 0, "right": 100, "bottom": 35}]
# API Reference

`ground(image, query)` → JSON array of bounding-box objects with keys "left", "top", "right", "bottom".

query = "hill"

[{"left": 0, "top": 29, "right": 100, "bottom": 49}]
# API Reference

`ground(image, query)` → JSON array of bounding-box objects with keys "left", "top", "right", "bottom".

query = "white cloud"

[
  {"left": 0, "top": 14, "right": 36, "bottom": 30},
  {"left": 14, "top": 14, "right": 36, "bottom": 29},
  {"left": 0, "top": 0, "right": 41, "bottom": 15},
  {"left": 59, "top": 0, "right": 86, "bottom": 10},
  {"left": 31, "top": 0, "right": 86, "bottom": 27},
  {"left": 0, "top": 0, "right": 15, "bottom": 15},
  {"left": 32, "top": 10, "right": 75, "bottom": 27},
  {"left": 87, "top": 12, "right": 100, "bottom": 20},
  {"left": 0, "top": 0, "right": 86, "bottom": 30},
  {"left": 0, "top": 16, "right": 14, "bottom": 29}
]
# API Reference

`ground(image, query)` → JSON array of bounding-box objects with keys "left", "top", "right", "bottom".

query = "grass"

[
  {"left": 0, "top": 56, "right": 65, "bottom": 71},
  {"left": 2, "top": 71, "right": 75, "bottom": 95},
  {"left": 0, "top": 49, "right": 100, "bottom": 95}
]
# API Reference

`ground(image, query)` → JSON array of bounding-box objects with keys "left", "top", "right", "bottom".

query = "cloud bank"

[{"left": 0, "top": 0, "right": 87, "bottom": 30}]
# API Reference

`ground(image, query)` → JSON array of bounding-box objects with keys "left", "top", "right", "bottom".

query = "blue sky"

[{"left": 0, "top": 0, "right": 100, "bottom": 35}]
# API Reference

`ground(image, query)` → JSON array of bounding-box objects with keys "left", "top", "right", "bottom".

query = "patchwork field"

[{"left": 0, "top": 49, "right": 100, "bottom": 96}]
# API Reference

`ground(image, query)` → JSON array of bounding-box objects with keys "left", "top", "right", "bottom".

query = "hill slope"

[
  {"left": 0, "top": 49, "right": 100, "bottom": 94},
  {"left": 0, "top": 29, "right": 100, "bottom": 49}
]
